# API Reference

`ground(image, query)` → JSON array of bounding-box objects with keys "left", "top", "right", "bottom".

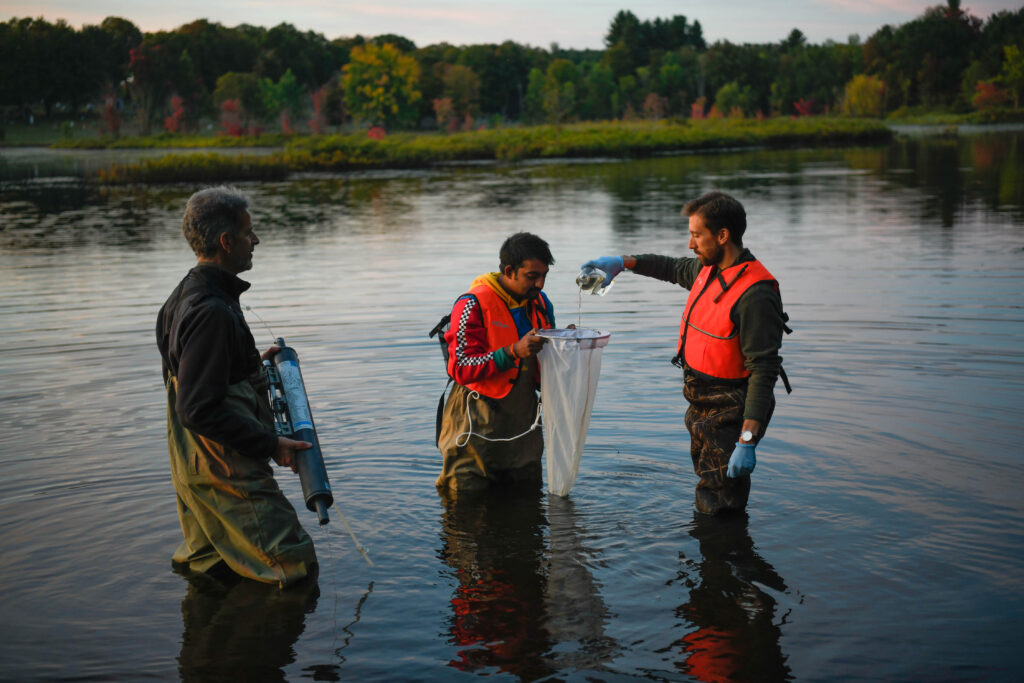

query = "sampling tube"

[{"left": 271, "top": 337, "right": 334, "bottom": 524}]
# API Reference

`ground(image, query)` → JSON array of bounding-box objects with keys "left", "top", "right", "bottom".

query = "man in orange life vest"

[
  {"left": 436, "top": 232, "right": 557, "bottom": 493},
  {"left": 582, "top": 192, "right": 790, "bottom": 514}
]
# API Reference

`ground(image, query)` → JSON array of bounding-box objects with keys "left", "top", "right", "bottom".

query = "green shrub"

[{"left": 96, "top": 152, "right": 289, "bottom": 184}]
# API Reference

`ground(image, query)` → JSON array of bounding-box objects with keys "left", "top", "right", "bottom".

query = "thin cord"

[
  {"left": 336, "top": 507, "right": 374, "bottom": 567},
  {"left": 243, "top": 303, "right": 372, "bottom": 568},
  {"left": 455, "top": 390, "right": 542, "bottom": 447},
  {"left": 242, "top": 303, "right": 276, "bottom": 343}
]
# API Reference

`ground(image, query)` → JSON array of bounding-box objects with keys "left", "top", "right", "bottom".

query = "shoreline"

[{"left": 86, "top": 119, "right": 895, "bottom": 184}]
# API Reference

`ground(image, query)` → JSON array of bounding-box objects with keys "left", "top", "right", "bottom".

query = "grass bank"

[
  {"left": 96, "top": 152, "right": 290, "bottom": 184},
  {"left": 55, "top": 131, "right": 296, "bottom": 150},
  {"left": 93, "top": 117, "right": 891, "bottom": 184}
]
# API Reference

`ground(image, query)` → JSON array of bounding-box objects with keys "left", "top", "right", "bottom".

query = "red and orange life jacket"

[
  {"left": 677, "top": 259, "right": 777, "bottom": 381},
  {"left": 447, "top": 283, "right": 552, "bottom": 400}
]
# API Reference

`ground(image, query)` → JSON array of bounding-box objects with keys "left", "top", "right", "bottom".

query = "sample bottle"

[{"left": 576, "top": 265, "right": 614, "bottom": 296}]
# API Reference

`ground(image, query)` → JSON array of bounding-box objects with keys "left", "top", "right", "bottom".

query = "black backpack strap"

[
  {"left": 435, "top": 377, "right": 453, "bottom": 447},
  {"left": 429, "top": 313, "right": 452, "bottom": 366},
  {"left": 780, "top": 311, "right": 793, "bottom": 392},
  {"left": 428, "top": 313, "right": 450, "bottom": 339}
]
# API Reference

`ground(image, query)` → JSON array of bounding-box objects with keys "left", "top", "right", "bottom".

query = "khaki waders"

[
  {"left": 166, "top": 371, "right": 316, "bottom": 587},
  {"left": 436, "top": 359, "right": 544, "bottom": 493}
]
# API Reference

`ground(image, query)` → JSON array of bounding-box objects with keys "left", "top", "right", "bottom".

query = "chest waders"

[
  {"left": 436, "top": 359, "right": 544, "bottom": 493},
  {"left": 683, "top": 373, "right": 775, "bottom": 515},
  {"left": 166, "top": 369, "right": 316, "bottom": 587}
]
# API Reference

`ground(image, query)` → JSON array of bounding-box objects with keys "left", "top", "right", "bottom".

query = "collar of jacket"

[
  {"left": 469, "top": 272, "right": 529, "bottom": 310},
  {"left": 191, "top": 263, "right": 251, "bottom": 301}
]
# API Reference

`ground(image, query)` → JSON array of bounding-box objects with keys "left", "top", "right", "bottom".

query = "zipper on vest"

[{"left": 673, "top": 266, "right": 718, "bottom": 368}]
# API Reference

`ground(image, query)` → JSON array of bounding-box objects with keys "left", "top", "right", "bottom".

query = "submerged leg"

[{"left": 684, "top": 376, "right": 770, "bottom": 515}]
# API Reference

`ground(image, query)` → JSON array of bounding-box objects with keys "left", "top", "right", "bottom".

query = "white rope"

[{"left": 455, "top": 390, "right": 542, "bottom": 447}]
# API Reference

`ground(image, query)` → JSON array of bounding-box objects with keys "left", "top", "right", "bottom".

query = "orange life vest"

[
  {"left": 447, "top": 283, "right": 552, "bottom": 400},
  {"left": 677, "top": 259, "right": 777, "bottom": 380}
]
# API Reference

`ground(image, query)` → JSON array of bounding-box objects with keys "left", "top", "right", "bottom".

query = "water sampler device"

[{"left": 264, "top": 337, "right": 334, "bottom": 525}]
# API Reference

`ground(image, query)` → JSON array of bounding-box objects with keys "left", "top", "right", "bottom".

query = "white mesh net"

[{"left": 537, "top": 328, "right": 611, "bottom": 496}]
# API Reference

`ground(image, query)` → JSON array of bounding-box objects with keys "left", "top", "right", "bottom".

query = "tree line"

[{"left": 1, "top": 2, "right": 1022, "bottom": 136}]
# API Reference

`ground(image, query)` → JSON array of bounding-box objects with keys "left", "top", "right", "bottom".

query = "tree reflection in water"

[{"left": 669, "top": 512, "right": 794, "bottom": 682}]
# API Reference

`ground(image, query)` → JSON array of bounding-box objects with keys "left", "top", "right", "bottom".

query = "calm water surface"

[{"left": 1, "top": 131, "right": 1023, "bottom": 681}]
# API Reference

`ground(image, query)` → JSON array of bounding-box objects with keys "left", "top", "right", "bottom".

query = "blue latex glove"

[
  {"left": 726, "top": 442, "right": 756, "bottom": 478},
  {"left": 581, "top": 256, "right": 625, "bottom": 282}
]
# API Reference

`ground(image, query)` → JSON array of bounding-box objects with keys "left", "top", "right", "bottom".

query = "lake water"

[{"left": 1, "top": 130, "right": 1023, "bottom": 681}]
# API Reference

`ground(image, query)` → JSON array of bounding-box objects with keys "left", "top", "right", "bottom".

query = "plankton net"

[{"left": 536, "top": 328, "right": 611, "bottom": 496}]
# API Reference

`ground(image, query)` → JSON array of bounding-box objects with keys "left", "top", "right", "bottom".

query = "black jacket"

[{"left": 156, "top": 265, "right": 277, "bottom": 459}]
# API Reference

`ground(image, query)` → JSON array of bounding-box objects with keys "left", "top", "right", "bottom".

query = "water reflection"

[
  {"left": 0, "top": 182, "right": 189, "bottom": 249},
  {"left": 437, "top": 490, "right": 616, "bottom": 678},
  {"left": 1, "top": 127, "right": 1022, "bottom": 680},
  {"left": 544, "top": 495, "right": 619, "bottom": 673},
  {"left": 669, "top": 513, "right": 792, "bottom": 682},
  {"left": 177, "top": 572, "right": 319, "bottom": 682},
  {"left": 2, "top": 131, "right": 1022, "bottom": 252}
]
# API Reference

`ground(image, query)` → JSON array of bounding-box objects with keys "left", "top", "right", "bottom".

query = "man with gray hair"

[{"left": 156, "top": 186, "right": 317, "bottom": 587}]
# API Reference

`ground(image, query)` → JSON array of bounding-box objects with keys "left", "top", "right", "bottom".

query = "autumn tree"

[
  {"left": 841, "top": 74, "right": 886, "bottom": 116},
  {"left": 343, "top": 42, "right": 422, "bottom": 128}
]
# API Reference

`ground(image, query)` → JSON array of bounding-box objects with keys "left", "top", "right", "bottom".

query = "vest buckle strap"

[{"left": 712, "top": 263, "right": 749, "bottom": 303}]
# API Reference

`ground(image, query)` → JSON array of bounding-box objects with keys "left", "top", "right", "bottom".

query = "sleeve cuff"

[{"left": 493, "top": 346, "right": 516, "bottom": 371}]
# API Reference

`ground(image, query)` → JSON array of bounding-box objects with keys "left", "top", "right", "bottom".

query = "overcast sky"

[{"left": 2, "top": 1, "right": 1020, "bottom": 48}]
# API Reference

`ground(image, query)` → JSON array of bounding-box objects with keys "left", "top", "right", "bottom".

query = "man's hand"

[
  {"left": 512, "top": 328, "right": 548, "bottom": 358},
  {"left": 260, "top": 345, "right": 281, "bottom": 362},
  {"left": 580, "top": 256, "right": 625, "bottom": 282},
  {"left": 273, "top": 436, "right": 312, "bottom": 473},
  {"left": 727, "top": 442, "right": 756, "bottom": 478}
]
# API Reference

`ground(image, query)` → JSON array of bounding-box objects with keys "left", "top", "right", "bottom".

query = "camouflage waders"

[{"left": 683, "top": 372, "right": 774, "bottom": 515}]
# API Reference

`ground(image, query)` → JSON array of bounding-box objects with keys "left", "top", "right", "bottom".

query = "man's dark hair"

[
  {"left": 683, "top": 191, "right": 747, "bottom": 247},
  {"left": 182, "top": 186, "right": 250, "bottom": 258},
  {"left": 499, "top": 232, "right": 554, "bottom": 271}
]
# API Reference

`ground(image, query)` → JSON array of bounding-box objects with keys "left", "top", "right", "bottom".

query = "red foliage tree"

[
  {"left": 280, "top": 111, "right": 295, "bottom": 135},
  {"left": 309, "top": 87, "right": 326, "bottom": 135},
  {"left": 793, "top": 98, "right": 815, "bottom": 116},
  {"left": 972, "top": 81, "right": 1009, "bottom": 110},
  {"left": 643, "top": 92, "right": 667, "bottom": 120},
  {"left": 690, "top": 96, "right": 707, "bottom": 120},
  {"left": 219, "top": 98, "right": 244, "bottom": 137},
  {"left": 163, "top": 94, "right": 185, "bottom": 133},
  {"left": 102, "top": 91, "right": 122, "bottom": 137}
]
